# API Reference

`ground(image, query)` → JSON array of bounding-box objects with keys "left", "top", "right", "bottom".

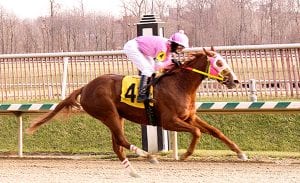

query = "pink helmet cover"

[{"left": 169, "top": 30, "right": 189, "bottom": 48}]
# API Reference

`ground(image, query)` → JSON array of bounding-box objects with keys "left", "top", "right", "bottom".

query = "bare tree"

[
  {"left": 268, "top": 0, "right": 276, "bottom": 43},
  {"left": 185, "top": 0, "right": 213, "bottom": 46},
  {"left": 153, "top": 0, "right": 169, "bottom": 18},
  {"left": 174, "top": 0, "right": 187, "bottom": 30},
  {"left": 293, "top": 0, "right": 300, "bottom": 41},
  {"left": 22, "top": 21, "right": 39, "bottom": 52},
  {"left": 0, "top": 7, "right": 19, "bottom": 54},
  {"left": 49, "top": 0, "right": 55, "bottom": 51},
  {"left": 7, "top": 16, "right": 18, "bottom": 53},
  {"left": 0, "top": 7, "right": 6, "bottom": 53},
  {"left": 296, "top": 0, "right": 300, "bottom": 26},
  {"left": 211, "top": 0, "right": 241, "bottom": 45},
  {"left": 121, "top": 0, "right": 146, "bottom": 18},
  {"left": 79, "top": 0, "right": 85, "bottom": 17},
  {"left": 288, "top": 0, "right": 298, "bottom": 42},
  {"left": 38, "top": 18, "right": 48, "bottom": 52},
  {"left": 49, "top": 0, "right": 62, "bottom": 51},
  {"left": 1, "top": 0, "right": 300, "bottom": 54},
  {"left": 231, "top": 0, "right": 253, "bottom": 44}
]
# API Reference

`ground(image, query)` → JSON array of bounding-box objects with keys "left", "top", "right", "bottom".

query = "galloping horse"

[{"left": 27, "top": 48, "right": 247, "bottom": 177}]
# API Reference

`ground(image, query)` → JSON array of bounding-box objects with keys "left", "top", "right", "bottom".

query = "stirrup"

[
  {"left": 137, "top": 94, "right": 147, "bottom": 103},
  {"left": 137, "top": 87, "right": 148, "bottom": 103},
  {"left": 145, "top": 98, "right": 156, "bottom": 104}
]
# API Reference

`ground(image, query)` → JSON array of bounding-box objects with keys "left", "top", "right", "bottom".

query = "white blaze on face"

[{"left": 212, "top": 53, "right": 238, "bottom": 81}]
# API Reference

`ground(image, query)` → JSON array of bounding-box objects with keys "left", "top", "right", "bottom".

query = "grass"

[{"left": 0, "top": 112, "right": 299, "bottom": 155}]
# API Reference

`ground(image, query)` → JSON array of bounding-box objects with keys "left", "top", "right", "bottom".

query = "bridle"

[
  {"left": 151, "top": 53, "right": 233, "bottom": 86},
  {"left": 182, "top": 53, "right": 229, "bottom": 81}
]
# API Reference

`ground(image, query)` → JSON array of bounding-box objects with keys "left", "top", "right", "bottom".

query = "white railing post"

[
  {"left": 61, "top": 57, "right": 69, "bottom": 100},
  {"left": 171, "top": 131, "right": 179, "bottom": 160},
  {"left": 17, "top": 113, "right": 23, "bottom": 157},
  {"left": 249, "top": 79, "right": 257, "bottom": 102}
]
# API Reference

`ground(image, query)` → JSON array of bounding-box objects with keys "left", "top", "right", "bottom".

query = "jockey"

[{"left": 123, "top": 30, "right": 189, "bottom": 103}]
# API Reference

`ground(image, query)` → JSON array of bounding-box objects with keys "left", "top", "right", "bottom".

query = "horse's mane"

[{"left": 183, "top": 50, "right": 211, "bottom": 65}]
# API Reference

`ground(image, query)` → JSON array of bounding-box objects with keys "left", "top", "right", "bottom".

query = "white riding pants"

[{"left": 123, "top": 39, "right": 155, "bottom": 77}]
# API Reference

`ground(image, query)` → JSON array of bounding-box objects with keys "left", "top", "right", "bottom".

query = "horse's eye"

[{"left": 216, "top": 60, "right": 224, "bottom": 67}]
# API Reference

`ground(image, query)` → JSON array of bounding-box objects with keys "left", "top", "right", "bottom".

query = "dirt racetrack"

[{"left": 0, "top": 157, "right": 299, "bottom": 183}]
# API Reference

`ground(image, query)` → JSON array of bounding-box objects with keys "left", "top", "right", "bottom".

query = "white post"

[
  {"left": 61, "top": 57, "right": 69, "bottom": 100},
  {"left": 48, "top": 86, "right": 53, "bottom": 99},
  {"left": 146, "top": 126, "right": 159, "bottom": 153},
  {"left": 17, "top": 114, "right": 23, "bottom": 157},
  {"left": 171, "top": 131, "right": 178, "bottom": 160},
  {"left": 249, "top": 79, "right": 257, "bottom": 102},
  {"left": 162, "top": 129, "right": 169, "bottom": 151}
]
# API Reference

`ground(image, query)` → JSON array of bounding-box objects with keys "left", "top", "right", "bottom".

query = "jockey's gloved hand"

[{"left": 171, "top": 59, "right": 182, "bottom": 67}]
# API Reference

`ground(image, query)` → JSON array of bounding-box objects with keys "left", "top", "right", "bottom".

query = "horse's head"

[
  {"left": 203, "top": 47, "right": 239, "bottom": 89},
  {"left": 183, "top": 47, "right": 239, "bottom": 89}
]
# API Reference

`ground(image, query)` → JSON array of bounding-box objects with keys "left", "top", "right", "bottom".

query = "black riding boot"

[{"left": 137, "top": 75, "right": 149, "bottom": 103}]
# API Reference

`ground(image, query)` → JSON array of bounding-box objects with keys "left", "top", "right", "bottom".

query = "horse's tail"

[{"left": 26, "top": 87, "right": 84, "bottom": 134}]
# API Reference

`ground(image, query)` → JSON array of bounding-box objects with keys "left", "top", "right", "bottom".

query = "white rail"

[{"left": 1, "top": 43, "right": 300, "bottom": 101}]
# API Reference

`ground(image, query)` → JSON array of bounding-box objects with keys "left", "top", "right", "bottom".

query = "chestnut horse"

[{"left": 27, "top": 48, "right": 247, "bottom": 177}]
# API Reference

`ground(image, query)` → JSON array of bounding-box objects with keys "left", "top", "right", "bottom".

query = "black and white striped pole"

[{"left": 136, "top": 14, "right": 170, "bottom": 153}]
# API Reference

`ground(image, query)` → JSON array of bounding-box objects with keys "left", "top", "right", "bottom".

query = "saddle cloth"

[{"left": 120, "top": 75, "right": 153, "bottom": 108}]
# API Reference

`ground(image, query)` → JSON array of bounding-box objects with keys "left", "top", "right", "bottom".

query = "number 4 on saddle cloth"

[{"left": 121, "top": 75, "right": 157, "bottom": 125}]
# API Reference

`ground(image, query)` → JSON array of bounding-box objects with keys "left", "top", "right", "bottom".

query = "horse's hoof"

[
  {"left": 180, "top": 152, "right": 192, "bottom": 161},
  {"left": 179, "top": 154, "right": 188, "bottom": 161},
  {"left": 149, "top": 157, "right": 159, "bottom": 164},
  {"left": 238, "top": 153, "right": 248, "bottom": 161},
  {"left": 129, "top": 171, "right": 141, "bottom": 178}
]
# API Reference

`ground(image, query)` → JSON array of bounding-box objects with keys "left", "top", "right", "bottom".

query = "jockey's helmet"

[{"left": 169, "top": 30, "right": 189, "bottom": 48}]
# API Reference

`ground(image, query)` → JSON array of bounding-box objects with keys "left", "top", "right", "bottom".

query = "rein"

[
  {"left": 182, "top": 66, "right": 224, "bottom": 81},
  {"left": 149, "top": 56, "right": 224, "bottom": 88}
]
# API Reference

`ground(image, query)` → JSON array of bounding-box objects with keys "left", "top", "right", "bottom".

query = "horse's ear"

[
  {"left": 203, "top": 47, "right": 214, "bottom": 57},
  {"left": 203, "top": 47, "right": 209, "bottom": 54}
]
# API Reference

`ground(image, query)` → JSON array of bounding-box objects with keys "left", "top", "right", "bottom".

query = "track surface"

[{"left": 0, "top": 158, "right": 299, "bottom": 183}]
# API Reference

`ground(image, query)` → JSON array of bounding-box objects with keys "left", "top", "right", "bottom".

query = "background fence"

[{"left": 0, "top": 43, "right": 300, "bottom": 102}]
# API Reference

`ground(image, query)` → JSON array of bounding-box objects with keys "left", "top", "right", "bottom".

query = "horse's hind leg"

[
  {"left": 101, "top": 115, "right": 158, "bottom": 177},
  {"left": 111, "top": 132, "right": 140, "bottom": 178},
  {"left": 107, "top": 116, "right": 158, "bottom": 162},
  {"left": 110, "top": 118, "right": 127, "bottom": 161},
  {"left": 194, "top": 116, "right": 248, "bottom": 160}
]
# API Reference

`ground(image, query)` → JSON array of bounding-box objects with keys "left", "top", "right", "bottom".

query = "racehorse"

[{"left": 27, "top": 48, "right": 248, "bottom": 177}]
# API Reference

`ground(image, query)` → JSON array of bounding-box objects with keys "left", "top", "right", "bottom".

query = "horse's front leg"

[
  {"left": 194, "top": 116, "right": 248, "bottom": 160},
  {"left": 179, "top": 131, "right": 201, "bottom": 161},
  {"left": 162, "top": 116, "right": 201, "bottom": 161}
]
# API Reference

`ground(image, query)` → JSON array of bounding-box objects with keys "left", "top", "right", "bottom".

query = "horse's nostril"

[{"left": 234, "top": 80, "right": 239, "bottom": 84}]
